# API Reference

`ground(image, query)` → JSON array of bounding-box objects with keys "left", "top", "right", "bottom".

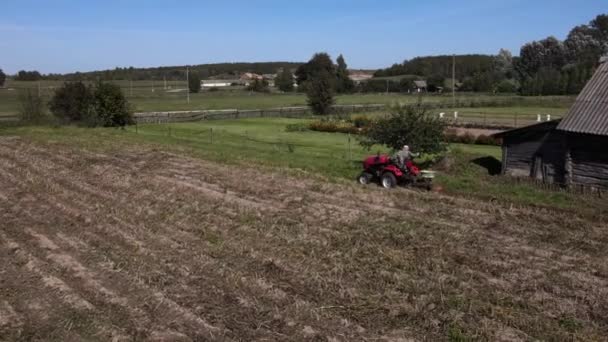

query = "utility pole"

[
  {"left": 37, "top": 81, "right": 41, "bottom": 98},
  {"left": 186, "top": 67, "right": 190, "bottom": 104},
  {"left": 164, "top": 75, "right": 167, "bottom": 90},
  {"left": 386, "top": 79, "right": 389, "bottom": 95},
  {"left": 452, "top": 54, "right": 456, "bottom": 107},
  {"left": 130, "top": 79, "right": 133, "bottom": 97}
]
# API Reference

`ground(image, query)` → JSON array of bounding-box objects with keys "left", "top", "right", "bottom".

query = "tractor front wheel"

[
  {"left": 381, "top": 172, "right": 397, "bottom": 189},
  {"left": 358, "top": 172, "right": 373, "bottom": 185}
]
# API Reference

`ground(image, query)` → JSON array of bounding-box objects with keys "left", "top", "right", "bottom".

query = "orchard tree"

[
  {"left": 275, "top": 68, "right": 294, "bottom": 92},
  {"left": 188, "top": 72, "right": 201, "bottom": 93},
  {"left": 335, "top": 54, "right": 355, "bottom": 93},
  {"left": 359, "top": 104, "right": 446, "bottom": 154},
  {"left": 0, "top": 69, "right": 6, "bottom": 87}
]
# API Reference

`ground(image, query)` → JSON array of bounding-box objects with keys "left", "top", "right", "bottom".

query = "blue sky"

[{"left": 1, "top": 0, "right": 606, "bottom": 74}]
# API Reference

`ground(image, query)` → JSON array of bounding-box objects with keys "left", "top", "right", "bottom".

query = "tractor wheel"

[
  {"left": 358, "top": 172, "right": 373, "bottom": 185},
  {"left": 381, "top": 172, "right": 397, "bottom": 189}
]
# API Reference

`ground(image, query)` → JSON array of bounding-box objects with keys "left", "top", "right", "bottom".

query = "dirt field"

[{"left": 1, "top": 137, "right": 607, "bottom": 341}]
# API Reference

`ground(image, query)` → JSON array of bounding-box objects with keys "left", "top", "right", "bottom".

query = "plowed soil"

[{"left": 1, "top": 137, "right": 607, "bottom": 341}]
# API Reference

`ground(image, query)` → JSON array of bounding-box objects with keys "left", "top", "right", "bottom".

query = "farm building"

[
  {"left": 413, "top": 80, "right": 427, "bottom": 92},
  {"left": 494, "top": 56, "right": 608, "bottom": 189},
  {"left": 201, "top": 80, "right": 239, "bottom": 88}
]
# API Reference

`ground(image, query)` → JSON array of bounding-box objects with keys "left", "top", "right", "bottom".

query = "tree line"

[
  {"left": 373, "top": 13, "right": 607, "bottom": 95},
  {"left": 9, "top": 62, "right": 303, "bottom": 82}
]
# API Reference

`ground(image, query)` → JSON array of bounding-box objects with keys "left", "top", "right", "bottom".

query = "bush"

[
  {"left": 208, "top": 87, "right": 220, "bottom": 92},
  {"left": 18, "top": 89, "right": 47, "bottom": 123},
  {"left": 309, "top": 120, "right": 359, "bottom": 134},
  {"left": 247, "top": 78, "right": 270, "bottom": 93},
  {"left": 351, "top": 114, "right": 373, "bottom": 128},
  {"left": 49, "top": 81, "right": 132, "bottom": 127},
  {"left": 92, "top": 82, "right": 133, "bottom": 127},
  {"left": 48, "top": 82, "right": 95, "bottom": 123},
  {"left": 475, "top": 134, "right": 500, "bottom": 145}
]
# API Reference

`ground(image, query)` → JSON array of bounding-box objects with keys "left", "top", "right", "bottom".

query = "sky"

[{"left": 1, "top": 0, "right": 606, "bottom": 74}]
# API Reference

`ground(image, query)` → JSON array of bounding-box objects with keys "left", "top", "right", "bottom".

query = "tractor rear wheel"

[
  {"left": 358, "top": 172, "right": 373, "bottom": 185},
  {"left": 381, "top": 172, "right": 397, "bottom": 189}
]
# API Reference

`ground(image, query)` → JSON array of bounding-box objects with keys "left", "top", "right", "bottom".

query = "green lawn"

[{"left": 2, "top": 117, "right": 602, "bottom": 212}]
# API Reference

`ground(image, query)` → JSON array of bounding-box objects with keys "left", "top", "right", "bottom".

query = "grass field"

[
  {"left": 0, "top": 119, "right": 607, "bottom": 340},
  {"left": 0, "top": 80, "right": 575, "bottom": 119}
]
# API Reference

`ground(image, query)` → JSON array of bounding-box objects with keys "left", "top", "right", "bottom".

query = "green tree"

[
  {"left": 0, "top": 69, "right": 6, "bottom": 87},
  {"left": 335, "top": 54, "right": 355, "bottom": 93},
  {"left": 15, "top": 70, "right": 42, "bottom": 81},
  {"left": 295, "top": 52, "right": 336, "bottom": 86},
  {"left": 93, "top": 82, "right": 133, "bottom": 127},
  {"left": 358, "top": 104, "right": 447, "bottom": 155},
  {"left": 188, "top": 72, "right": 201, "bottom": 93},
  {"left": 307, "top": 69, "right": 335, "bottom": 115},
  {"left": 49, "top": 82, "right": 95, "bottom": 123},
  {"left": 275, "top": 68, "right": 294, "bottom": 92}
]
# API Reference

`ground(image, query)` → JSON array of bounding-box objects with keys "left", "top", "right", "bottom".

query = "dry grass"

[{"left": 0, "top": 137, "right": 607, "bottom": 341}]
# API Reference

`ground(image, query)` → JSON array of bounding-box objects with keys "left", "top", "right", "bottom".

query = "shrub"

[
  {"left": 475, "top": 134, "right": 500, "bottom": 145},
  {"left": 459, "top": 132, "right": 476, "bottom": 144},
  {"left": 247, "top": 78, "right": 270, "bottom": 93},
  {"left": 351, "top": 114, "right": 373, "bottom": 128},
  {"left": 309, "top": 120, "right": 359, "bottom": 134},
  {"left": 92, "top": 82, "right": 133, "bottom": 127},
  {"left": 208, "top": 87, "right": 220, "bottom": 92},
  {"left": 18, "top": 89, "right": 47, "bottom": 123},
  {"left": 48, "top": 81, "right": 132, "bottom": 127},
  {"left": 48, "top": 82, "right": 95, "bottom": 123}
]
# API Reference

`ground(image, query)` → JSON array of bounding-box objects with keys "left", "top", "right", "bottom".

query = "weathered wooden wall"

[
  {"left": 568, "top": 134, "right": 608, "bottom": 189},
  {"left": 501, "top": 122, "right": 564, "bottom": 183}
]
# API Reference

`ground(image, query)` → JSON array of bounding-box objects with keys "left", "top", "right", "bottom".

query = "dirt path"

[{"left": 1, "top": 137, "right": 607, "bottom": 341}]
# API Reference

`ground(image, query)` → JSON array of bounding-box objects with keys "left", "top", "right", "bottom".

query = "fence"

[
  {"left": 133, "top": 104, "right": 386, "bottom": 124},
  {"left": 436, "top": 111, "right": 564, "bottom": 129}
]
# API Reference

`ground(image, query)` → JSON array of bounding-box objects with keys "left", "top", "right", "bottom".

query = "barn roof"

[
  {"left": 557, "top": 56, "right": 608, "bottom": 136},
  {"left": 414, "top": 80, "right": 427, "bottom": 88},
  {"left": 492, "top": 120, "right": 561, "bottom": 138}
]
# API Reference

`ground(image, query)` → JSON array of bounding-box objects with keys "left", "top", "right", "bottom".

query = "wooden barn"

[{"left": 495, "top": 56, "right": 608, "bottom": 190}]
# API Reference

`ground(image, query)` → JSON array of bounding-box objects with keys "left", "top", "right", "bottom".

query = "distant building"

[
  {"left": 413, "top": 80, "right": 427, "bottom": 92},
  {"left": 201, "top": 80, "right": 238, "bottom": 88},
  {"left": 494, "top": 56, "right": 608, "bottom": 189},
  {"left": 349, "top": 71, "right": 374, "bottom": 84}
]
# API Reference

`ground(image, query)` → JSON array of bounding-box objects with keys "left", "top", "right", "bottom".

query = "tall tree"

[
  {"left": 0, "top": 69, "right": 5, "bottom": 87},
  {"left": 495, "top": 49, "right": 514, "bottom": 78},
  {"left": 306, "top": 69, "right": 335, "bottom": 115},
  {"left": 295, "top": 52, "right": 335, "bottom": 86},
  {"left": 335, "top": 54, "right": 355, "bottom": 93},
  {"left": 275, "top": 68, "right": 294, "bottom": 92}
]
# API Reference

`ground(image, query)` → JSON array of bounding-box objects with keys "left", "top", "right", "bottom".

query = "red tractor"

[{"left": 358, "top": 154, "right": 435, "bottom": 190}]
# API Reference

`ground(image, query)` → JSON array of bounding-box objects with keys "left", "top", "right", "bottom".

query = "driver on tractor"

[{"left": 393, "top": 145, "right": 419, "bottom": 173}]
